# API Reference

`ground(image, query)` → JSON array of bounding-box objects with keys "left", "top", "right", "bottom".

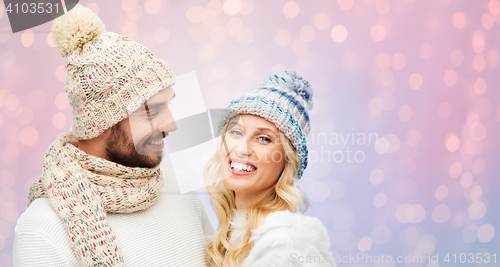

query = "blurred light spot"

[
  {"left": 396, "top": 157, "right": 416, "bottom": 176},
  {"left": 0, "top": 3, "right": 4, "bottom": 19},
  {"left": 240, "top": 0, "right": 254, "bottom": 15},
  {"left": 380, "top": 92, "right": 395, "bottom": 110},
  {"left": 469, "top": 122, "right": 486, "bottom": 141},
  {"left": 375, "top": 0, "right": 390, "bottom": 15},
  {"left": 47, "top": 32, "right": 55, "bottom": 47},
  {"left": 438, "top": 102, "right": 452, "bottom": 119},
  {"left": 410, "top": 204, "right": 426, "bottom": 223},
  {"left": 449, "top": 161, "right": 462, "bottom": 178},
  {"left": 121, "top": 21, "right": 138, "bottom": 40},
  {"left": 472, "top": 33, "right": 486, "bottom": 54},
  {"left": 86, "top": 3, "right": 99, "bottom": 15},
  {"left": 271, "top": 64, "right": 286, "bottom": 74},
  {"left": 0, "top": 171, "right": 15, "bottom": 189},
  {"left": 53, "top": 112, "right": 66, "bottom": 129},
  {"left": 461, "top": 172, "right": 474, "bottom": 188},
  {"left": 408, "top": 73, "right": 423, "bottom": 90},
  {"left": 370, "top": 25, "right": 386, "bottom": 42},
  {"left": 415, "top": 235, "right": 436, "bottom": 253},
  {"left": 16, "top": 107, "right": 34, "bottom": 126},
  {"left": 384, "top": 134, "right": 400, "bottom": 153},
  {"left": 396, "top": 204, "right": 412, "bottom": 223},
  {"left": 19, "top": 127, "right": 38, "bottom": 147},
  {"left": 223, "top": 0, "right": 242, "bottom": 15},
  {"left": 473, "top": 79, "right": 487, "bottom": 95},
  {"left": 399, "top": 226, "right": 423, "bottom": 246},
  {"left": 55, "top": 93, "right": 69, "bottom": 110},
  {"left": 399, "top": 105, "right": 412, "bottom": 122},
  {"left": 127, "top": 4, "right": 143, "bottom": 21},
  {"left": 122, "top": 0, "right": 137, "bottom": 12},
  {"left": 213, "top": 62, "right": 229, "bottom": 79},
  {"left": 0, "top": 51, "right": 15, "bottom": 69},
  {"left": 307, "top": 182, "right": 330, "bottom": 202},
  {"left": 451, "top": 49, "right": 464, "bottom": 66},
  {"left": 378, "top": 69, "right": 393, "bottom": 86},
  {"left": 0, "top": 27, "right": 11, "bottom": 44},
  {"left": 370, "top": 168, "right": 384, "bottom": 185},
  {"left": 452, "top": 12, "right": 467, "bottom": 29},
  {"left": 338, "top": 0, "right": 354, "bottom": 11},
  {"left": 406, "top": 129, "right": 421, "bottom": 146},
  {"left": 368, "top": 96, "right": 384, "bottom": 115},
  {"left": 473, "top": 158, "right": 485, "bottom": 175},
  {"left": 463, "top": 224, "right": 478, "bottom": 243},
  {"left": 476, "top": 97, "right": 492, "bottom": 116},
  {"left": 0, "top": 202, "right": 18, "bottom": 221},
  {"left": 397, "top": 177, "right": 417, "bottom": 197},
  {"left": 275, "top": 30, "right": 292, "bottom": 47},
  {"left": 28, "top": 90, "right": 46, "bottom": 108},
  {"left": 210, "top": 26, "right": 226, "bottom": 43},
  {"left": 2, "top": 145, "right": 19, "bottom": 164},
  {"left": 374, "top": 137, "right": 389, "bottom": 154},
  {"left": 371, "top": 225, "right": 392, "bottom": 244},
  {"left": 435, "top": 185, "right": 448, "bottom": 200},
  {"left": 432, "top": 204, "right": 451, "bottom": 223},
  {"left": 489, "top": 0, "right": 500, "bottom": 14},
  {"left": 186, "top": 6, "right": 208, "bottom": 22},
  {"left": 373, "top": 192, "right": 387, "bottom": 208},
  {"left": 473, "top": 55, "right": 486, "bottom": 72},
  {"left": 314, "top": 13, "right": 331, "bottom": 30},
  {"left": 237, "top": 28, "right": 253, "bottom": 45},
  {"left": 363, "top": 0, "right": 377, "bottom": 5},
  {"left": 207, "top": 0, "right": 223, "bottom": 16},
  {"left": 477, "top": 224, "right": 495, "bottom": 243},
  {"left": 463, "top": 138, "right": 478, "bottom": 155},
  {"left": 358, "top": 236, "right": 372, "bottom": 252},
  {"left": 300, "top": 26, "right": 316, "bottom": 42},
  {"left": 470, "top": 185, "right": 483, "bottom": 201},
  {"left": 391, "top": 53, "right": 406, "bottom": 70},
  {"left": 419, "top": 43, "right": 433, "bottom": 60},
  {"left": 444, "top": 70, "right": 457, "bottom": 86},
  {"left": 467, "top": 112, "right": 480, "bottom": 127},
  {"left": 21, "top": 30, "right": 35, "bottom": 47},
  {"left": 487, "top": 50, "right": 499, "bottom": 67},
  {"left": 154, "top": 27, "right": 170, "bottom": 44},
  {"left": 226, "top": 18, "right": 243, "bottom": 35},
  {"left": 283, "top": 1, "right": 300, "bottom": 18},
  {"left": 445, "top": 133, "right": 460, "bottom": 153},
  {"left": 190, "top": 24, "right": 210, "bottom": 42},
  {"left": 53, "top": 66, "right": 67, "bottom": 84},
  {"left": 238, "top": 61, "right": 254, "bottom": 78},
  {"left": 468, "top": 201, "right": 486, "bottom": 220},
  {"left": 482, "top": 13, "right": 495, "bottom": 29},
  {"left": 375, "top": 52, "right": 391, "bottom": 69},
  {"left": 331, "top": 25, "right": 348, "bottom": 43},
  {"left": 5, "top": 94, "right": 19, "bottom": 113},
  {"left": 144, "top": 0, "right": 161, "bottom": 14}
]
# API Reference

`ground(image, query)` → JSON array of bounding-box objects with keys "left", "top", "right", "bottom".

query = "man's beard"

[{"left": 104, "top": 122, "right": 163, "bottom": 168}]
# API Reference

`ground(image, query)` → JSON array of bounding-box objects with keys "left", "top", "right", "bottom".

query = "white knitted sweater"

[
  {"left": 229, "top": 210, "right": 336, "bottom": 267},
  {"left": 13, "top": 169, "right": 215, "bottom": 267}
]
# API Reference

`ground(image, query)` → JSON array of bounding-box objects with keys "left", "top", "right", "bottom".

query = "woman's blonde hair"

[{"left": 204, "top": 121, "right": 310, "bottom": 267}]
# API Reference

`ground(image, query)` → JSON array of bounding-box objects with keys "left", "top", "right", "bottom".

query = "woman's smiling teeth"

[
  {"left": 230, "top": 161, "right": 256, "bottom": 172},
  {"left": 148, "top": 139, "right": 163, "bottom": 145}
]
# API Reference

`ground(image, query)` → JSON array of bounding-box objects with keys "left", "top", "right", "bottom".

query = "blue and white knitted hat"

[{"left": 218, "top": 70, "right": 313, "bottom": 179}]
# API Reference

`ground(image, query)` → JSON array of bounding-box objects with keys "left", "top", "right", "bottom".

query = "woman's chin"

[{"left": 223, "top": 176, "right": 254, "bottom": 192}]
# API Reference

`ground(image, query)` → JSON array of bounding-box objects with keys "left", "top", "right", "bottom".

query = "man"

[{"left": 13, "top": 5, "right": 214, "bottom": 267}]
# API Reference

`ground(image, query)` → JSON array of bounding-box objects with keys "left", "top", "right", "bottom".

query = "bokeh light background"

[{"left": 1, "top": 0, "right": 499, "bottom": 266}]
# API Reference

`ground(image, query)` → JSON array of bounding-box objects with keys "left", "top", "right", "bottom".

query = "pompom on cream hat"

[{"left": 52, "top": 4, "right": 176, "bottom": 140}]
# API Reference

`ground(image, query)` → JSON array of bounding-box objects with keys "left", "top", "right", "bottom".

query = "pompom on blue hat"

[{"left": 218, "top": 70, "right": 313, "bottom": 179}]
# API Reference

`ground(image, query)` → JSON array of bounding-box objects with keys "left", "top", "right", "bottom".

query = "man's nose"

[{"left": 159, "top": 109, "right": 177, "bottom": 136}]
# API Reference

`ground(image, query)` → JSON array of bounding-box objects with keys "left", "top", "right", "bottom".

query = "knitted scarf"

[{"left": 28, "top": 132, "right": 164, "bottom": 267}]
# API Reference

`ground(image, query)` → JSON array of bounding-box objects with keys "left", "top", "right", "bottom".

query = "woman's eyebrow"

[{"left": 254, "top": 127, "right": 279, "bottom": 137}]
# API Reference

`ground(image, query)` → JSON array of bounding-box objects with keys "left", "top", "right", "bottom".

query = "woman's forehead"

[{"left": 229, "top": 114, "right": 279, "bottom": 132}]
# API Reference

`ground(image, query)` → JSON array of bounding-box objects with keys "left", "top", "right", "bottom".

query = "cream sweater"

[
  {"left": 229, "top": 210, "right": 335, "bottom": 267},
  {"left": 13, "top": 169, "right": 215, "bottom": 267}
]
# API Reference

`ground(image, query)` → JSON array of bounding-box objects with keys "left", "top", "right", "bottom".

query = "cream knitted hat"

[{"left": 52, "top": 4, "right": 176, "bottom": 140}]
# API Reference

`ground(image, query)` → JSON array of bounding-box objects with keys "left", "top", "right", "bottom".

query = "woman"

[{"left": 204, "top": 71, "right": 335, "bottom": 266}]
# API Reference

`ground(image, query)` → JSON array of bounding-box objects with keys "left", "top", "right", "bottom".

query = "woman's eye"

[
  {"left": 229, "top": 130, "right": 243, "bottom": 136},
  {"left": 258, "top": 136, "right": 272, "bottom": 142}
]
